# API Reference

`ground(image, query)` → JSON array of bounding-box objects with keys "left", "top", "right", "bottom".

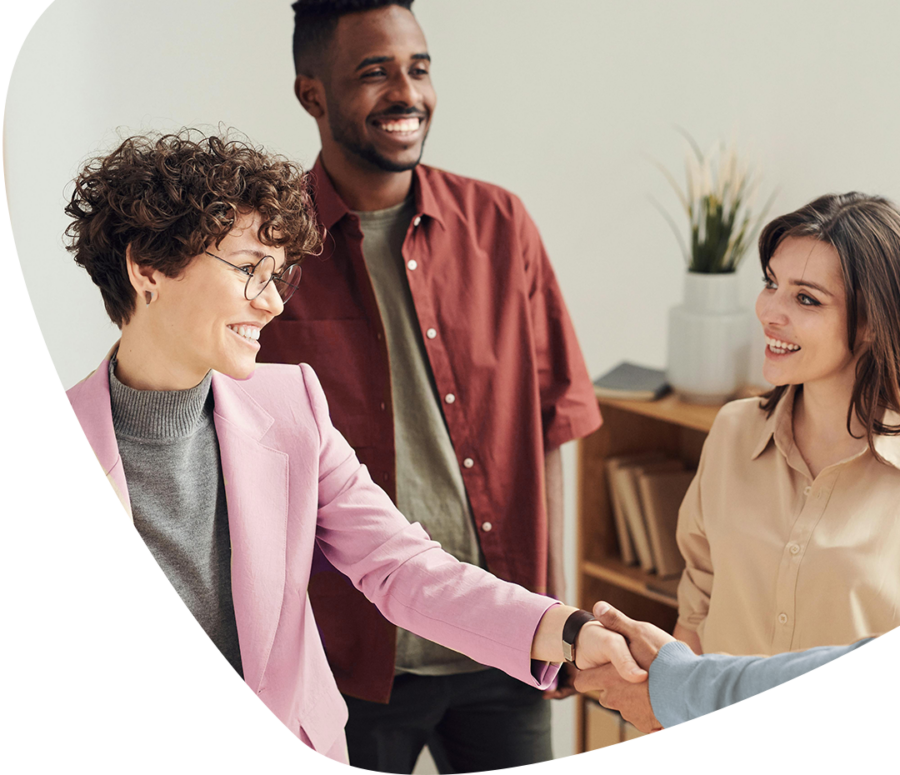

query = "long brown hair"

[{"left": 758, "top": 192, "right": 900, "bottom": 463}]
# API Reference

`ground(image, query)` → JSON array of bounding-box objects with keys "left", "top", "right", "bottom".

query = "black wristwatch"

[{"left": 562, "top": 609, "right": 596, "bottom": 664}]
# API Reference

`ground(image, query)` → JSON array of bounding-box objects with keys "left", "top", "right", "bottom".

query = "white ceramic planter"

[{"left": 667, "top": 272, "right": 751, "bottom": 404}]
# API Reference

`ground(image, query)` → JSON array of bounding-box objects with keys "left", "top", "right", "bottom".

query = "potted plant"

[{"left": 656, "top": 133, "right": 775, "bottom": 404}]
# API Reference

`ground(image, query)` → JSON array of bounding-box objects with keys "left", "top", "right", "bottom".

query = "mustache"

[{"left": 370, "top": 106, "right": 428, "bottom": 119}]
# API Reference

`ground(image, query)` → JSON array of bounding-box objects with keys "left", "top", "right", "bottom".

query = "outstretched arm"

[{"left": 575, "top": 602, "right": 873, "bottom": 731}]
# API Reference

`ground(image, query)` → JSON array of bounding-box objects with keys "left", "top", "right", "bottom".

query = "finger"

[
  {"left": 593, "top": 601, "right": 638, "bottom": 639},
  {"left": 606, "top": 633, "right": 648, "bottom": 683}
]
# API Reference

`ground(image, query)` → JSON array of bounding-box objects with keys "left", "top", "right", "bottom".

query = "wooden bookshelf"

[{"left": 574, "top": 393, "right": 722, "bottom": 753}]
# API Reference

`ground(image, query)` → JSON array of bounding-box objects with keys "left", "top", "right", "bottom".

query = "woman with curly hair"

[
  {"left": 675, "top": 192, "right": 900, "bottom": 659},
  {"left": 63, "top": 130, "right": 643, "bottom": 762}
]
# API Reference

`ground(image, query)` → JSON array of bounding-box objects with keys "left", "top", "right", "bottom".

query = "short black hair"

[{"left": 291, "top": 0, "right": 415, "bottom": 77}]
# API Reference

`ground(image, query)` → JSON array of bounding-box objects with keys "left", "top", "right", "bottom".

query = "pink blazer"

[{"left": 67, "top": 359, "right": 559, "bottom": 762}]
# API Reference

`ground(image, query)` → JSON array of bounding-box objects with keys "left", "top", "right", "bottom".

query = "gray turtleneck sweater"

[{"left": 109, "top": 360, "right": 242, "bottom": 677}]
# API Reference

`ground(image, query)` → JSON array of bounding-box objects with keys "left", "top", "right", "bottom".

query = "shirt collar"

[
  {"left": 310, "top": 154, "right": 444, "bottom": 231},
  {"left": 751, "top": 384, "right": 900, "bottom": 470},
  {"left": 751, "top": 384, "right": 798, "bottom": 461}
]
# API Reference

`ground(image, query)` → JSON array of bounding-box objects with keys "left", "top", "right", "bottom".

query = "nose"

[
  {"left": 387, "top": 71, "right": 420, "bottom": 107},
  {"left": 755, "top": 286, "right": 789, "bottom": 328},
  {"left": 252, "top": 279, "right": 284, "bottom": 317}
]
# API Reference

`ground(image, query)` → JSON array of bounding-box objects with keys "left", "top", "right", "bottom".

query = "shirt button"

[
  {"left": 444, "top": 393, "right": 456, "bottom": 404},
  {"left": 380, "top": 402, "right": 386, "bottom": 411},
  {"left": 803, "top": 486, "right": 812, "bottom": 496},
  {"left": 382, "top": 473, "right": 389, "bottom": 483},
  {"left": 463, "top": 458, "right": 474, "bottom": 469},
  {"left": 376, "top": 332, "right": 383, "bottom": 341},
  {"left": 778, "top": 613, "right": 789, "bottom": 624},
  {"left": 789, "top": 543, "right": 801, "bottom": 555},
  {"left": 413, "top": 216, "right": 422, "bottom": 227},
  {"left": 407, "top": 259, "right": 418, "bottom": 271},
  {"left": 482, "top": 522, "right": 493, "bottom": 532},
  {"left": 426, "top": 328, "right": 437, "bottom": 339}
]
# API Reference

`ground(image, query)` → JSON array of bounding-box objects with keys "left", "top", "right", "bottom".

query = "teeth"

[
  {"left": 378, "top": 118, "right": 420, "bottom": 133},
  {"left": 766, "top": 336, "right": 800, "bottom": 353},
  {"left": 229, "top": 325, "right": 260, "bottom": 342}
]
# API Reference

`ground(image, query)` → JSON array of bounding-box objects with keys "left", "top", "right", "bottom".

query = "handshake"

[
  {"left": 560, "top": 601, "right": 675, "bottom": 733},
  {"left": 568, "top": 601, "right": 873, "bottom": 734}
]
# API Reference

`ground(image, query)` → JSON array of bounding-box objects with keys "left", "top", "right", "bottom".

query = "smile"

[
  {"left": 372, "top": 117, "right": 423, "bottom": 134},
  {"left": 228, "top": 324, "right": 261, "bottom": 346},
  {"left": 765, "top": 335, "right": 801, "bottom": 355}
]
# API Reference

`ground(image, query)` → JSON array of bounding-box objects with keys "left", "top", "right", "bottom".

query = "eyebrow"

[
  {"left": 791, "top": 279, "right": 835, "bottom": 298},
  {"left": 226, "top": 249, "right": 269, "bottom": 261},
  {"left": 355, "top": 52, "right": 431, "bottom": 71},
  {"left": 766, "top": 268, "right": 836, "bottom": 298}
]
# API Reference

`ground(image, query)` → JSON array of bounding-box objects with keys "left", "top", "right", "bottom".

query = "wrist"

[{"left": 562, "top": 609, "right": 596, "bottom": 665}]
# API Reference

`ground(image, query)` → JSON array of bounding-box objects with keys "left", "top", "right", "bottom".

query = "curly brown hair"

[
  {"left": 758, "top": 192, "right": 900, "bottom": 463},
  {"left": 65, "top": 129, "right": 321, "bottom": 326}
]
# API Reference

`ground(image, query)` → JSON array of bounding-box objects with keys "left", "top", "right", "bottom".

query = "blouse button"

[
  {"left": 444, "top": 393, "right": 456, "bottom": 404},
  {"left": 413, "top": 216, "right": 422, "bottom": 227},
  {"left": 407, "top": 259, "right": 418, "bottom": 271},
  {"left": 803, "top": 486, "right": 812, "bottom": 496},
  {"left": 789, "top": 543, "right": 801, "bottom": 555},
  {"left": 426, "top": 328, "right": 437, "bottom": 339},
  {"left": 463, "top": 458, "right": 474, "bottom": 469},
  {"left": 778, "top": 613, "right": 789, "bottom": 624},
  {"left": 482, "top": 522, "right": 493, "bottom": 532}
]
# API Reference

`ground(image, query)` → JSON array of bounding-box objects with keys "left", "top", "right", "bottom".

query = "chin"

[{"left": 221, "top": 359, "right": 259, "bottom": 382}]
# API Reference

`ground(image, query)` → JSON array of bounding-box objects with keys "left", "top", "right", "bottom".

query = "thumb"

[
  {"left": 606, "top": 634, "right": 649, "bottom": 683},
  {"left": 594, "top": 601, "right": 637, "bottom": 639}
]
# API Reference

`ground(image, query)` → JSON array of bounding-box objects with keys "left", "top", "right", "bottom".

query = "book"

[
  {"left": 593, "top": 362, "right": 669, "bottom": 401},
  {"left": 615, "top": 458, "right": 685, "bottom": 572},
  {"left": 638, "top": 469, "right": 696, "bottom": 578},
  {"left": 604, "top": 452, "right": 666, "bottom": 565}
]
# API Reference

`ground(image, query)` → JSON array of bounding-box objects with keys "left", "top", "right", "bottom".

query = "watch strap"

[{"left": 562, "top": 609, "right": 596, "bottom": 664}]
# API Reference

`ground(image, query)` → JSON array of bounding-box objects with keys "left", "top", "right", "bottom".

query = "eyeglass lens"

[{"left": 245, "top": 256, "right": 300, "bottom": 303}]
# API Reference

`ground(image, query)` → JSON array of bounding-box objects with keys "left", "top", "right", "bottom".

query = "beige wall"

[{"left": 6, "top": 0, "right": 900, "bottom": 765}]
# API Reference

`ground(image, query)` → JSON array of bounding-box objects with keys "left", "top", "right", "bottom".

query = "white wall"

[{"left": 6, "top": 0, "right": 900, "bottom": 765}]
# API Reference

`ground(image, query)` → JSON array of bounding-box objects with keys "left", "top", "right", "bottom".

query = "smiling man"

[{"left": 258, "top": 2, "right": 601, "bottom": 771}]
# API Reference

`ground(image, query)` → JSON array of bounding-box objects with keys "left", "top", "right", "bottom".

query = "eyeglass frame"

[{"left": 205, "top": 250, "right": 302, "bottom": 303}]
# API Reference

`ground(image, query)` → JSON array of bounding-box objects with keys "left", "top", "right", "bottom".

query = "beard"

[{"left": 326, "top": 100, "right": 429, "bottom": 173}]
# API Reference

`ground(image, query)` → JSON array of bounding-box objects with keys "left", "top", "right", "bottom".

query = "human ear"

[
  {"left": 125, "top": 245, "right": 162, "bottom": 305},
  {"left": 295, "top": 74, "right": 326, "bottom": 119}
]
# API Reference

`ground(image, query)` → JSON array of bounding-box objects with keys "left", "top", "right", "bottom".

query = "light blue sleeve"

[{"left": 648, "top": 638, "right": 872, "bottom": 727}]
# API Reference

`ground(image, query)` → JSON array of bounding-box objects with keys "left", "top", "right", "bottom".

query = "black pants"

[{"left": 343, "top": 668, "right": 552, "bottom": 774}]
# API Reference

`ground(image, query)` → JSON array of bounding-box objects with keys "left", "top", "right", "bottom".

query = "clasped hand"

[{"left": 575, "top": 601, "right": 676, "bottom": 733}]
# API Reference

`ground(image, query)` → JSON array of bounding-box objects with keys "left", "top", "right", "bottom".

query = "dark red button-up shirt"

[{"left": 258, "top": 157, "right": 601, "bottom": 701}]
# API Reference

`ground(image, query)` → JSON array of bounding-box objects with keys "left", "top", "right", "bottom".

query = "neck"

[
  {"left": 319, "top": 147, "right": 414, "bottom": 211},
  {"left": 116, "top": 328, "right": 208, "bottom": 392},
  {"left": 794, "top": 373, "right": 865, "bottom": 444}
]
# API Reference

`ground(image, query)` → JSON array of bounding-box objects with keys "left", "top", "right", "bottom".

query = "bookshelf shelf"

[{"left": 574, "top": 393, "right": 723, "bottom": 753}]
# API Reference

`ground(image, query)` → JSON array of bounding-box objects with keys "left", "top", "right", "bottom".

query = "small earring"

[{"left": 145, "top": 291, "right": 154, "bottom": 306}]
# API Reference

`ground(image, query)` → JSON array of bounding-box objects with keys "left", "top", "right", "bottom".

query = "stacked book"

[
  {"left": 604, "top": 453, "right": 695, "bottom": 578},
  {"left": 593, "top": 361, "right": 669, "bottom": 402}
]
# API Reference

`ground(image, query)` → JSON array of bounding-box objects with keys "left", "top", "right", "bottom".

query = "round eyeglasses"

[{"left": 205, "top": 251, "right": 301, "bottom": 304}]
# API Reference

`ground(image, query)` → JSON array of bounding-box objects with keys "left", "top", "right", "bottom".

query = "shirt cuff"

[{"left": 648, "top": 641, "right": 702, "bottom": 728}]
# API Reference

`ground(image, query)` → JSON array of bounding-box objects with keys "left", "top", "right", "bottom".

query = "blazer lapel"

[
  {"left": 211, "top": 373, "right": 290, "bottom": 692},
  {"left": 67, "top": 357, "right": 132, "bottom": 518}
]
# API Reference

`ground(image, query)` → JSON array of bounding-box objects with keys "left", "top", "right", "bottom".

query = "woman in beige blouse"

[{"left": 675, "top": 192, "right": 900, "bottom": 657}]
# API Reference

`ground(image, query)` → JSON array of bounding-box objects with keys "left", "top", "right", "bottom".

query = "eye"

[
  {"left": 410, "top": 66, "right": 429, "bottom": 77},
  {"left": 762, "top": 275, "right": 777, "bottom": 290},
  {"left": 361, "top": 68, "right": 386, "bottom": 80},
  {"left": 797, "top": 292, "right": 821, "bottom": 307}
]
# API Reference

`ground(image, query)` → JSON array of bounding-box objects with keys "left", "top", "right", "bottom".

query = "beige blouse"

[{"left": 677, "top": 385, "right": 900, "bottom": 656}]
